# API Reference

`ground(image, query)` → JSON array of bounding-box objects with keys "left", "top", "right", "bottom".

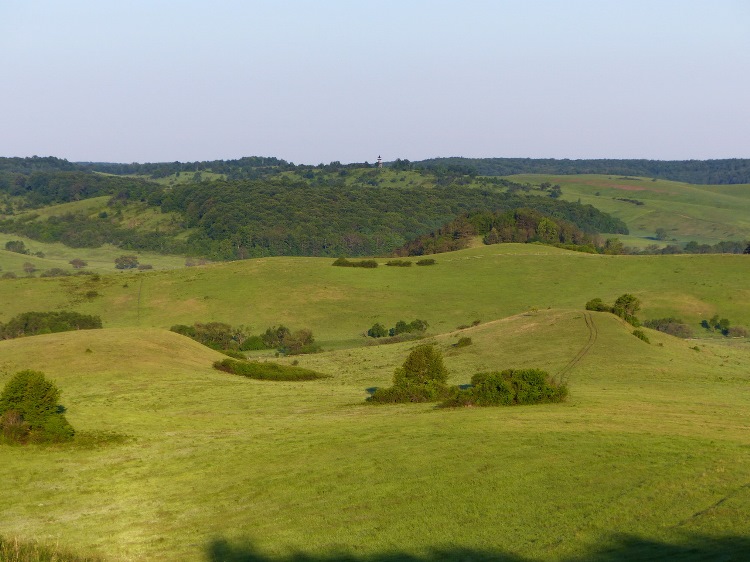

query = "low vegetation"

[
  {"left": 586, "top": 294, "right": 641, "bottom": 326},
  {"left": 171, "top": 322, "right": 321, "bottom": 355},
  {"left": 367, "top": 319, "right": 428, "bottom": 339},
  {"left": 367, "top": 345, "right": 451, "bottom": 403},
  {"left": 643, "top": 317, "right": 694, "bottom": 338},
  {"left": 332, "top": 257, "right": 378, "bottom": 268},
  {"left": 0, "top": 311, "right": 102, "bottom": 340},
  {"left": 441, "top": 368, "right": 568, "bottom": 407},
  {"left": 213, "top": 358, "right": 328, "bottom": 381}
]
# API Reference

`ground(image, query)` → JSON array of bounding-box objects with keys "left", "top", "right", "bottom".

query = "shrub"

[
  {"left": 69, "top": 258, "right": 88, "bottom": 269},
  {"left": 0, "top": 311, "right": 102, "bottom": 340},
  {"left": 385, "top": 260, "right": 412, "bottom": 267},
  {"left": 585, "top": 298, "right": 611, "bottom": 312},
  {"left": 4, "top": 240, "right": 28, "bottom": 254},
  {"left": 114, "top": 255, "right": 139, "bottom": 269},
  {"left": 632, "top": 329, "right": 650, "bottom": 343},
  {"left": 416, "top": 258, "right": 436, "bottom": 266},
  {"left": 643, "top": 318, "right": 693, "bottom": 338},
  {"left": 332, "top": 257, "right": 378, "bottom": 268},
  {"left": 1, "top": 272, "right": 17, "bottom": 279},
  {"left": 442, "top": 369, "right": 567, "bottom": 408},
  {"left": 454, "top": 337, "right": 472, "bottom": 348},
  {"left": 0, "top": 370, "right": 74, "bottom": 444},
  {"left": 727, "top": 326, "right": 749, "bottom": 338},
  {"left": 368, "top": 345, "right": 450, "bottom": 403},
  {"left": 137, "top": 264, "right": 153, "bottom": 270},
  {"left": 213, "top": 359, "right": 328, "bottom": 381},
  {"left": 40, "top": 268, "right": 71, "bottom": 277},
  {"left": 367, "top": 323, "right": 388, "bottom": 338}
]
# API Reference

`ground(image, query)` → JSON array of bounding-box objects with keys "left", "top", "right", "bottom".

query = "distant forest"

[
  {"left": 0, "top": 156, "right": 629, "bottom": 259},
  {"left": 2, "top": 154, "right": 749, "bottom": 184},
  {"left": 412, "top": 157, "right": 750, "bottom": 185}
]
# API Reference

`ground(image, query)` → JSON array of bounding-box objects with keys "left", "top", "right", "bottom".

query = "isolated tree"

[
  {"left": 69, "top": 258, "right": 87, "bottom": 269},
  {"left": 114, "top": 255, "right": 139, "bottom": 269},
  {"left": 369, "top": 345, "right": 449, "bottom": 403},
  {"left": 22, "top": 262, "right": 37, "bottom": 276},
  {"left": 0, "top": 370, "right": 74, "bottom": 443},
  {"left": 655, "top": 228, "right": 668, "bottom": 241},
  {"left": 744, "top": 243, "right": 750, "bottom": 254}
]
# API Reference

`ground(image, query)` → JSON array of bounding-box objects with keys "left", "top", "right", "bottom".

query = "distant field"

[
  {"left": 508, "top": 174, "right": 750, "bottom": 246},
  {"left": 1, "top": 244, "right": 748, "bottom": 347}
]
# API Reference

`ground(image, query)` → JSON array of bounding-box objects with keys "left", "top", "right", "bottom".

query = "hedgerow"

[{"left": 213, "top": 359, "right": 328, "bottom": 381}]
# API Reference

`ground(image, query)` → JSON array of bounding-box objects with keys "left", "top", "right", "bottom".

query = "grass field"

[
  {"left": 1, "top": 245, "right": 750, "bottom": 561},
  {"left": 1, "top": 244, "right": 748, "bottom": 347},
  {"left": 508, "top": 174, "right": 750, "bottom": 246}
]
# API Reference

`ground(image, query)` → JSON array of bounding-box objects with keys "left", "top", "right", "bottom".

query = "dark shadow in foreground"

[{"left": 206, "top": 533, "right": 750, "bottom": 562}]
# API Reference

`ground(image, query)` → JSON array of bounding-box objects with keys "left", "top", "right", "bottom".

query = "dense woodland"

[
  {"left": 2, "top": 155, "right": 748, "bottom": 260},
  {"left": 0, "top": 157, "right": 627, "bottom": 259}
]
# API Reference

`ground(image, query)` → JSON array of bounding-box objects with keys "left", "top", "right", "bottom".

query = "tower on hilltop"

[{"left": 377, "top": 155, "right": 383, "bottom": 168}]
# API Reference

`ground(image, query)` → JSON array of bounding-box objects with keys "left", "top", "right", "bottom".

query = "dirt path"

[{"left": 557, "top": 312, "right": 597, "bottom": 382}]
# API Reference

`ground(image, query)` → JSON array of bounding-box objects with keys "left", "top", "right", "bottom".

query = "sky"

[{"left": 1, "top": 0, "right": 748, "bottom": 164}]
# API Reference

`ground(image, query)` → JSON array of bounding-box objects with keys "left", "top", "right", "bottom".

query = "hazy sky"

[{"left": 1, "top": 0, "right": 748, "bottom": 164}]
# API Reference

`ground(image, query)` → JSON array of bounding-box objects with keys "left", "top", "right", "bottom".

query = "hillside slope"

[{"left": 1, "top": 245, "right": 748, "bottom": 348}]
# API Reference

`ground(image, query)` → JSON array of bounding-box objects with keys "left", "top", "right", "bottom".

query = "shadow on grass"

[{"left": 206, "top": 533, "right": 750, "bottom": 562}]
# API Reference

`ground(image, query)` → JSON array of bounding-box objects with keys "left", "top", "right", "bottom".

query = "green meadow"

[
  {"left": 509, "top": 174, "right": 750, "bottom": 245},
  {"left": 1, "top": 245, "right": 750, "bottom": 561}
]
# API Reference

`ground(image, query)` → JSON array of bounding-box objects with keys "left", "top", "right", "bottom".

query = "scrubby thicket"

[
  {"left": 0, "top": 370, "right": 74, "bottom": 444},
  {"left": 213, "top": 359, "right": 328, "bottom": 381},
  {"left": 443, "top": 369, "right": 568, "bottom": 407},
  {"left": 368, "top": 345, "right": 567, "bottom": 407},
  {"left": 170, "top": 322, "right": 320, "bottom": 355},
  {"left": 367, "top": 319, "right": 428, "bottom": 339},
  {"left": 396, "top": 207, "right": 616, "bottom": 256},
  {"left": 0, "top": 311, "right": 102, "bottom": 340},
  {"left": 586, "top": 294, "right": 642, "bottom": 326}
]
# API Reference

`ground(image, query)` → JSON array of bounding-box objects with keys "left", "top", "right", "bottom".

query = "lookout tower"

[{"left": 377, "top": 155, "right": 383, "bottom": 168}]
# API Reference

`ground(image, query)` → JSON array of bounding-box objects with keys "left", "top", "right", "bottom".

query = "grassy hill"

[
  {"left": 1, "top": 244, "right": 748, "bottom": 348},
  {"left": 1, "top": 307, "right": 749, "bottom": 560},
  {"left": 509, "top": 174, "right": 750, "bottom": 246}
]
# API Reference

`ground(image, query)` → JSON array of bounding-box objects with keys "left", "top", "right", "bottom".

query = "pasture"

[{"left": 1, "top": 245, "right": 749, "bottom": 560}]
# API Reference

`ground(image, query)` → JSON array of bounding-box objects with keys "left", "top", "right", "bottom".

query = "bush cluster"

[
  {"left": 442, "top": 369, "right": 568, "bottom": 407},
  {"left": 368, "top": 346, "right": 567, "bottom": 408},
  {"left": 170, "top": 322, "right": 321, "bottom": 355},
  {"left": 0, "top": 370, "right": 75, "bottom": 444},
  {"left": 585, "top": 294, "right": 641, "bottom": 326},
  {"left": 700, "top": 314, "right": 747, "bottom": 337},
  {"left": 632, "top": 329, "right": 650, "bottom": 343},
  {"left": 332, "top": 257, "right": 378, "bottom": 268},
  {"left": 0, "top": 311, "right": 102, "bottom": 340},
  {"left": 453, "top": 337, "right": 473, "bottom": 348},
  {"left": 643, "top": 318, "right": 693, "bottom": 338},
  {"left": 385, "top": 259, "right": 412, "bottom": 267},
  {"left": 367, "top": 319, "right": 428, "bottom": 338},
  {"left": 213, "top": 359, "right": 328, "bottom": 381},
  {"left": 416, "top": 258, "right": 436, "bottom": 266}
]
